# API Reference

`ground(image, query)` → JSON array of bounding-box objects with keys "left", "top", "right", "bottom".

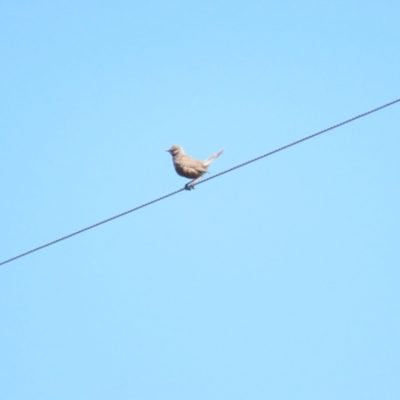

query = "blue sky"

[{"left": 1, "top": 1, "right": 399, "bottom": 398}]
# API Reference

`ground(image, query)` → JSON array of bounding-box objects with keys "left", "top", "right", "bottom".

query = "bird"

[{"left": 166, "top": 144, "right": 223, "bottom": 190}]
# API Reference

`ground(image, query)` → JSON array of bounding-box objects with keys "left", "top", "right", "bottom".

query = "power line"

[
  {"left": 197, "top": 98, "right": 400, "bottom": 187},
  {"left": 1, "top": 188, "right": 186, "bottom": 267},
  {"left": 1, "top": 98, "right": 399, "bottom": 266}
]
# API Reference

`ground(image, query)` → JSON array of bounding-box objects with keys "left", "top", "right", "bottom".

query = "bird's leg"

[{"left": 184, "top": 176, "right": 202, "bottom": 190}]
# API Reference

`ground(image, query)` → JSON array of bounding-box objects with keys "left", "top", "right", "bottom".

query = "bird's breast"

[{"left": 174, "top": 163, "right": 203, "bottom": 178}]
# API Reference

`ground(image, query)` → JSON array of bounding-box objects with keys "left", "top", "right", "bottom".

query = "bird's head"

[{"left": 166, "top": 145, "right": 184, "bottom": 156}]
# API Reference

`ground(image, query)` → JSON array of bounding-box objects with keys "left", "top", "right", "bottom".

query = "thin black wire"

[
  {"left": 1, "top": 98, "right": 399, "bottom": 266},
  {"left": 0, "top": 188, "right": 185, "bottom": 266},
  {"left": 197, "top": 97, "right": 400, "bottom": 186}
]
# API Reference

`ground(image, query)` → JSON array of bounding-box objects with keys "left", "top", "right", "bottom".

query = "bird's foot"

[{"left": 184, "top": 183, "right": 195, "bottom": 191}]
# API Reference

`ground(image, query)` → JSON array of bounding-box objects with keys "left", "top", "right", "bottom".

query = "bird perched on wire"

[{"left": 166, "top": 144, "right": 223, "bottom": 190}]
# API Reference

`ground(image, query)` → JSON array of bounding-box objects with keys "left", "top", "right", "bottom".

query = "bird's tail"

[{"left": 204, "top": 149, "right": 223, "bottom": 166}]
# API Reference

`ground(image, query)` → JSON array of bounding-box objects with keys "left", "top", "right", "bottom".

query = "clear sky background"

[{"left": 1, "top": 1, "right": 399, "bottom": 399}]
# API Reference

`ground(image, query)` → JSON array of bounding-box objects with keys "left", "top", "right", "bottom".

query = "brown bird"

[{"left": 166, "top": 144, "right": 223, "bottom": 190}]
